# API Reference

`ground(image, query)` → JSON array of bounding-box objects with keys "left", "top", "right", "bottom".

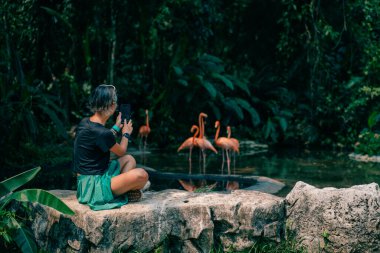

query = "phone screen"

[{"left": 120, "top": 104, "right": 131, "bottom": 123}]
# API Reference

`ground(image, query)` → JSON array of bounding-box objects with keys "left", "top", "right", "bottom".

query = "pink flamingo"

[
  {"left": 227, "top": 125, "right": 240, "bottom": 169},
  {"left": 138, "top": 109, "right": 151, "bottom": 150},
  {"left": 177, "top": 125, "right": 200, "bottom": 164},
  {"left": 214, "top": 120, "right": 236, "bottom": 174},
  {"left": 195, "top": 113, "right": 217, "bottom": 171}
]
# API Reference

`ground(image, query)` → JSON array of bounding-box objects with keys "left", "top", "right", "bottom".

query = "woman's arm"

[{"left": 110, "top": 119, "right": 133, "bottom": 156}]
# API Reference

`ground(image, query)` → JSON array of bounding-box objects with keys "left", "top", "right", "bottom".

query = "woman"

[{"left": 73, "top": 84, "right": 149, "bottom": 211}]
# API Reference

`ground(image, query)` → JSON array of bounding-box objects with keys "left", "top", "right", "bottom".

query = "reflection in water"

[{"left": 138, "top": 147, "right": 380, "bottom": 196}]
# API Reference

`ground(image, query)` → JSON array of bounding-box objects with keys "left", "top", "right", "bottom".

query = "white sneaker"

[{"left": 142, "top": 180, "right": 151, "bottom": 192}]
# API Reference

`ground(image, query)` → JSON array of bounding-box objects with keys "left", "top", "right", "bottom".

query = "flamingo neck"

[
  {"left": 145, "top": 112, "right": 149, "bottom": 128},
  {"left": 192, "top": 127, "right": 199, "bottom": 144},
  {"left": 198, "top": 114, "right": 203, "bottom": 139},
  {"left": 215, "top": 124, "right": 220, "bottom": 142},
  {"left": 227, "top": 127, "right": 231, "bottom": 138}
]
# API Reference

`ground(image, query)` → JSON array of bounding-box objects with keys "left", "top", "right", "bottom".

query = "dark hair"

[{"left": 89, "top": 84, "right": 117, "bottom": 113}]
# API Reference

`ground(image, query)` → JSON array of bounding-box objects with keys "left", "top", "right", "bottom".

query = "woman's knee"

[
  {"left": 119, "top": 154, "right": 136, "bottom": 169},
  {"left": 136, "top": 168, "right": 149, "bottom": 182}
]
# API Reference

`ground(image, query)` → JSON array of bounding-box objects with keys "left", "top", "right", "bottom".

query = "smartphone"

[{"left": 120, "top": 104, "right": 132, "bottom": 124}]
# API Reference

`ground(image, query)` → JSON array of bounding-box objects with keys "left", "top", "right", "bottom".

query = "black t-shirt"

[{"left": 73, "top": 118, "right": 116, "bottom": 175}]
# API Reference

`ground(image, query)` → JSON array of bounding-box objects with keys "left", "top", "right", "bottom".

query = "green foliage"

[
  {"left": 2, "top": 0, "right": 380, "bottom": 156},
  {"left": 0, "top": 167, "right": 75, "bottom": 252},
  {"left": 354, "top": 129, "right": 380, "bottom": 156}
]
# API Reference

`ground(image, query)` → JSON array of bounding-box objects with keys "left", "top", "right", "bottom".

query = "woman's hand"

[
  {"left": 122, "top": 119, "right": 133, "bottom": 135},
  {"left": 115, "top": 112, "right": 122, "bottom": 128}
]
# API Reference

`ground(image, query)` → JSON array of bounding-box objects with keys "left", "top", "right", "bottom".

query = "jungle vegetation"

[{"left": 1, "top": 0, "right": 380, "bottom": 167}]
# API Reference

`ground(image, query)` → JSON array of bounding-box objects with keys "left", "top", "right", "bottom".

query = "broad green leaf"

[
  {"left": 276, "top": 116, "right": 288, "bottom": 132},
  {"left": 225, "top": 98, "right": 244, "bottom": 120},
  {"left": 202, "top": 81, "right": 217, "bottom": 99},
  {"left": 8, "top": 189, "right": 75, "bottom": 216},
  {"left": 12, "top": 218, "right": 37, "bottom": 253},
  {"left": 177, "top": 79, "right": 188, "bottom": 87},
  {"left": 211, "top": 73, "right": 234, "bottom": 90},
  {"left": 368, "top": 111, "right": 379, "bottom": 129},
  {"left": 199, "top": 54, "right": 223, "bottom": 64},
  {"left": 0, "top": 167, "right": 41, "bottom": 197},
  {"left": 173, "top": 66, "right": 184, "bottom": 76},
  {"left": 235, "top": 98, "right": 260, "bottom": 126}
]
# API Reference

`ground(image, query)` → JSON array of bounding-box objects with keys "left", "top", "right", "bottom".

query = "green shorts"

[{"left": 77, "top": 160, "right": 128, "bottom": 211}]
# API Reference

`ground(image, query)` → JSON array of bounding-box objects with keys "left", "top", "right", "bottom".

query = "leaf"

[
  {"left": 40, "top": 7, "right": 73, "bottom": 32},
  {"left": 211, "top": 73, "right": 234, "bottom": 90},
  {"left": 202, "top": 81, "right": 217, "bottom": 99},
  {"left": 199, "top": 54, "right": 223, "bottom": 64},
  {"left": 368, "top": 111, "right": 380, "bottom": 129},
  {"left": 12, "top": 219, "right": 37, "bottom": 253},
  {"left": 173, "top": 66, "right": 184, "bottom": 76},
  {"left": 225, "top": 98, "right": 244, "bottom": 120},
  {"left": 264, "top": 118, "right": 275, "bottom": 139},
  {"left": 7, "top": 189, "right": 75, "bottom": 216},
  {"left": 0, "top": 167, "right": 41, "bottom": 197},
  {"left": 226, "top": 74, "right": 251, "bottom": 95},
  {"left": 276, "top": 116, "right": 288, "bottom": 132},
  {"left": 346, "top": 76, "right": 363, "bottom": 88},
  {"left": 177, "top": 79, "right": 188, "bottom": 87},
  {"left": 235, "top": 98, "right": 260, "bottom": 126}
]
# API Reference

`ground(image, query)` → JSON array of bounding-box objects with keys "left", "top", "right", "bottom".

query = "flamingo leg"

[
  {"left": 202, "top": 150, "right": 207, "bottom": 174},
  {"left": 221, "top": 149, "right": 225, "bottom": 174},
  {"left": 189, "top": 147, "right": 193, "bottom": 174},
  {"left": 226, "top": 149, "right": 231, "bottom": 175}
]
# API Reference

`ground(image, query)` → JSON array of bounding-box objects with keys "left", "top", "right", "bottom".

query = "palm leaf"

[
  {"left": 211, "top": 73, "right": 234, "bottom": 90},
  {"left": 202, "top": 81, "right": 217, "bottom": 99},
  {"left": 227, "top": 74, "right": 251, "bottom": 95},
  {"left": 0, "top": 167, "right": 41, "bottom": 197},
  {"left": 235, "top": 98, "right": 260, "bottom": 126},
  {"left": 225, "top": 98, "right": 244, "bottom": 120},
  {"left": 6, "top": 189, "right": 75, "bottom": 215},
  {"left": 11, "top": 217, "right": 37, "bottom": 253}
]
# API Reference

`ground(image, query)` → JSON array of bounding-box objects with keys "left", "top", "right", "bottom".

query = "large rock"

[
  {"left": 28, "top": 189, "right": 285, "bottom": 253},
  {"left": 286, "top": 181, "right": 380, "bottom": 253}
]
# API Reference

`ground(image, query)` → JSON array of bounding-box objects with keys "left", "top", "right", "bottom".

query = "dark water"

[{"left": 14, "top": 147, "right": 380, "bottom": 197}]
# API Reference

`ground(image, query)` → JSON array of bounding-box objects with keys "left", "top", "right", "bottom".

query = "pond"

[{"left": 18, "top": 142, "right": 380, "bottom": 197}]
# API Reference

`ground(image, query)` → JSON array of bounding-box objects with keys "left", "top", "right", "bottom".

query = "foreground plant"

[{"left": 0, "top": 167, "right": 75, "bottom": 252}]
